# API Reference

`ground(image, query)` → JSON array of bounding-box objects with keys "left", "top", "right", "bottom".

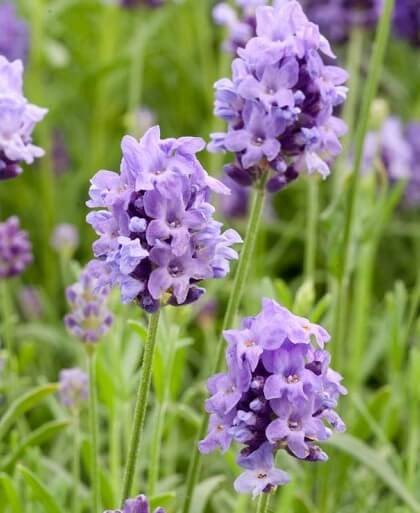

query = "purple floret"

[
  {"left": 0, "top": 216, "right": 32, "bottom": 278},
  {"left": 200, "top": 298, "right": 346, "bottom": 498},
  {"left": 0, "top": 56, "right": 47, "bottom": 181},
  {"left": 105, "top": 494, "right": 166, "bottom": 513},
  {"left": 393, "top": 0, "right": 420, "bottom": 47},
  {"left": 87, "top": 126, "right": 241, "bottom": 312},
  {"left": 64, "top": 260, "right": 113, "bottom": 344},
  {"left": 58, "top": 368, "right": 89, "bottom": 409},
  {"left": 209, "top": 1, "right": 348, "bottom": 191}
]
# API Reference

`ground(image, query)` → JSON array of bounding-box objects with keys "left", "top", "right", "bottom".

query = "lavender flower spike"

[
  {"left": 393, "top": 0, "right": 420, "bottom": 47},
  {"left": 0, "top": 2, "right": 29, "bottom": 62},
  {"left": 51, "top": 223, "right": 79, "bottom": 256},
  {"left": 58, "top": 368, "right": 89, "bottom": 409},
  {"left": 87, "top": 126, "right": 241, "bottom": 312},
  {"left": 0, "top": 56, "right": 47, "bottom": 181},
  {"left": 64, "top": 260, "right": 113, "bottom": 343},
  {"left": 209, "top": 1, "right": 348, "bottom": 193},
  {"left": 0, "top": 216, "right": 32, "bottom": 278},
  {"left": 105, "top": 494, "right": 166, "bottom": 513},
  {"left": 200, "top": 298, "right": 346, "bottom": 497}
]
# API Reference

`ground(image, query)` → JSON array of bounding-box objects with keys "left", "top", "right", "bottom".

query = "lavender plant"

[
  {"left": 0, "top": 56, "right": 47, "bottom": 181},
  {"left": 0, "top": 1, "right": 29, "bottom": 62}
]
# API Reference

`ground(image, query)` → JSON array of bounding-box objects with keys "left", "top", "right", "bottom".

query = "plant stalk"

[{"left": 88, "top": 348, "right": 100, "bottom": 513}]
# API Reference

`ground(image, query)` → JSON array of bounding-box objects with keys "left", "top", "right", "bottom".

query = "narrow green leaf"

[
  {"left": 0, "top": 472, "right": 22, "bottom": 513},
  {"left": 150, "top": 492, "right": 176, "bottom": 510},
  {"left": 0, "top": 383, "right": 59, "bottom": 441},
  {"left": 127, "top": 319, "right": 148, "bottom": 341},
  {"left": 1, "top": 419, "right": 70, "bottom": 471},
  {"left": 328, "top": 434, "right": 420, "bottom": 512},
  {"left": 18, "top": 464, "right": 64, "bottom": 513},
  {"left": 190, "top": 476, "right": 225, "bottom": 513}
]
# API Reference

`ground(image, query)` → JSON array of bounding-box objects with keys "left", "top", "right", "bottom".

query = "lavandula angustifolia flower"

[
  {"left": 51, "top": 223, "right": 79, "bottom": 257},
  {"left": 200, "top": 298, "right": 346, "bottom": 498},
  {"left": 64, "top": 260, "right": 113, "bottom": 344},
  {"left": 209, "top": 2, "right": 348, "bottom": 193},
  {"left": 105, "top": 494, "right": 165, "bottom": 513},
  {"left": 300, "top": 0, "right": 383, "bottom": 44},
  {"left": 0, "top": 217, "right": 32, "bottom": 279},
  {"left": 87, "top": 126, "right": 241, "bottom": 313},
  {"left": 392, "top": 0, "right": 420, "bottom": 47},
  {"left": 59, "top": 368, "right": 89, "bottom": 409},
  {"left": 0, "top": 2, "right": 29, "bottom": 62},
  {"left": 18, "top": 286, "right": 43, "bottom": 320},
  {"left": 0, "top": 57, "right": 47, "bottom": 181}
]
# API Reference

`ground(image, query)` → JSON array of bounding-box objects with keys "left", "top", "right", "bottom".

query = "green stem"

[
  {"left": 333, "top": 28, "right": 364, "bottom": 195},
  {"left": 147, "top": 324, "right": 177, "bottom": 496},
  {"left": 88, "top": 349, "right": 100, "bottom": 513},
  {"left": 0, "top": 281, "right": 14, "bottom": 393},
  {"left": 181, "top": 173, "right": 268, "bottom": 513},
  {"left": 304, "top": 177, "right": 319, "bottom": 284},
  {"left": 256, "top": 493, "right": 271, "bottom": 513},
  {"left": 121, "top": 309, "right": 161, "bottom": 503},
  {"left": 333, "top": 0, "right": 395, "bottom": 354},
  {"left": 72, "top": 409, "right": 81, "bottom": 513}
]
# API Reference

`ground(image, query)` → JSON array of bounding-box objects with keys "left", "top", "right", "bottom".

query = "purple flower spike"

[
  {"left": 58, "top": 368, "right": 89, "bottom": 409},
  {"left": 0, "top": 2, "right": 29, "bottom": 63},
  {"left": 301, "top": 1, "right": 383, "bottom": 44},
  {"left": 0, "top": 56, "right": 47, "bottom": 181},
  {"left": 64, "top": 260, "right": 113, "bottom": 344},
  {"left": 393, "top": 0, "right": 420, "bottom": 47},
  {"left": 0, "top": 216, "right": 32, "bottom": 278},
  {"left": 200, "top": 298, "right": 346, "bottom": 497},
  {"left": 105, "top": 494, "right": 166, "bottom": 513},
  {"left": 87, "top": 126, "right": 241, "bottom": 312},
  {"left": 51, "top": 223, "right": 79, "bottom": 256},
  {"left": 209, "top": 1, "right": 348, "bottom": 191}
]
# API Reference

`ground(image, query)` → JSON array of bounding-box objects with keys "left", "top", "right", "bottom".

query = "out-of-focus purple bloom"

[
  {"left": 0, "top": 216, "right": 32, "bottom": 278},
  {"left": 362, "top": 117, "right": 420, "bottom": 207},
  {"left": 301, "top": 0, "right": 383, "bottom": 43},
  {"left": 58, "top": 368, "right": 89, "bottom": 409},
  {"left": 200, "top": 298, "right": 346, "bottom": 497},
  {"left": 0, "top": 2, "right": 29, "bottom": 62},
  {"left": 131, "top": 107, "right": 156, "bottom": 139},
  {"left": 220, "top": 175, "right": 250, "bottom": 219},
  {"left": 209, "top": 2, "right": 348, "bottom": 192},
  {"left": 18, "top": 286, "right": 43, "bottom": 320},
  {"left": 105, "top": 494, "right": 166, "bottom": 513},
  {"left": 393, "top": 0, "right": 420, "bottom": 46},
  {"left": 0, "top": 57, "right": 47, "bottom": 181},
  {"left": 87, "top": 126, "right": 241, "bottom": 312},
  {"left": 119, "top": 0, "right": 165, "bottom": 8},
  {"left": 52, "top": 129, "right": 70, "bottom": 176},
  {"left": 51, "top": 223, "right": 79, "bottom": 256},
  {"left": 64, "top": 260, "right": 113, "bottom": 344}
]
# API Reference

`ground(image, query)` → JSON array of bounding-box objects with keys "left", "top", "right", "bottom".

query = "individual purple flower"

[
  {"left": 393, "top": 0, "right": 420, "bottom": 46},
  {"left": 0, "top": 216, "right": 32, "bottom": 278},
  {"left": 0, "top": 2, "right": 29, "bottom": 62},
  {"left": 200, "top": 298, "right": 346, "bottom": 497},
  {"left": 0, "top": 56, "right": 47, "bottom": 181},
  {"left": 209, "top": 2, "right": 348, "bottom": 192},
  {"left": 130, "top": 107, "right": 156, "bottom": 139},
  {"left": 51, "top": 223, "right": 79, "bottom": 256},
  {"left": 301, "top": 0, "right": 383, "bottom": 44},
  {"left": 87, "top": 126, "right": 241, "bottom": 312},
  {"left": 58, "top": 368, "right": 89, "bottom": 409},
  {"left": 105, "top": 494, "right": 166, "bottom": 513},
  {"left": 64, "top": 260, "right": 113, "bottom": 344}
]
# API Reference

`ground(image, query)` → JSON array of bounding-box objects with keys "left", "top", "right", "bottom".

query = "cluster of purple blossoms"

[
  {"left": 300, "top": 1, "right": 382, "bottom": 44},
  {"left": 0, "top": 2, "right": 29, "bottom": 62},
  {"left": 58, "top": 368, "right": 89, "bottom": 409},
  {"left": 18, "top": 286, "right": 43, "bottom": 320},
  {"left": 209, "top": 2, "right": 348, "bottom": 193},
  {"left": 0, "top": 216, "right": 32, "bottom": 279},
  {"left": 87, "top": 126, "right": 241, "bottom": 313},
  {"left": 200, "top": 298, "right": 346, "bottom": 498},
  {"left": 363, "top": 118, "right": 420, "bottom": 207},
  {"left": 393, "top": 0, "right": 420, "bottom": 47},
  {"left": 105, "top": 494, "right": 165, "bottom": 513},
  {"left": 51, "top": 223, "right": 79, "bottom": 256},
  {"left": 0, "top": 57, "right": 47, "bottom": 181},
  {"left": 64, "top": 260, "right": 113, "bottom": 343}
]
